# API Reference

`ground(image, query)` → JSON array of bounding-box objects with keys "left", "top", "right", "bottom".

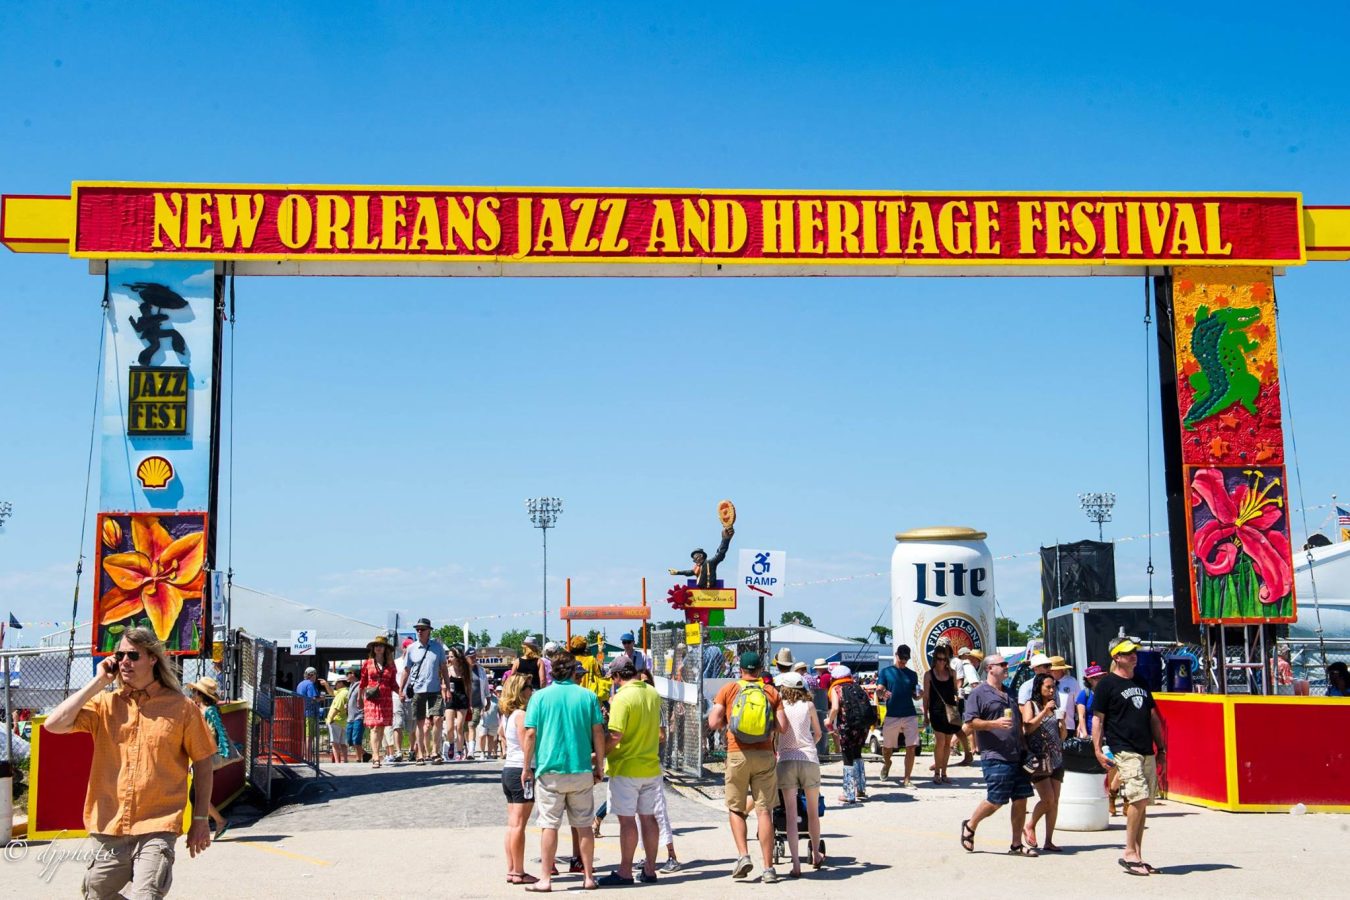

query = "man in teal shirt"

[
  {"left": 600, "top": 658, "right": 663, "bottom": 885},
  {"left": 524, "top": 654, "right": 605, "bottom": 891}
]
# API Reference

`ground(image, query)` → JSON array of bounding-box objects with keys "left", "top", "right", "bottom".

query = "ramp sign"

[{"left": 739, "top": 549, "right": 786, "bottom": 601}]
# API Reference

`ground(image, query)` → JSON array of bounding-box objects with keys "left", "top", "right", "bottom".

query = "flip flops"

[{"left": 1119, "top": 858, "right": 1150, "bottom": 876}]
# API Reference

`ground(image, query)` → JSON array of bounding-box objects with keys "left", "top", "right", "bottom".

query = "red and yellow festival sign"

[{"left": 0, "top": 184, "right": 1321, "bottom": 268}]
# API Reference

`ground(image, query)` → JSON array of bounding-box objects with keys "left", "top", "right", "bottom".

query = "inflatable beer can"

[{"left": 891, "top": 526, "right": 995, "bottom": 677}]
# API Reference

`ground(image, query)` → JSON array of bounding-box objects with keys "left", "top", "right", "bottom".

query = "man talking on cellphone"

[{"left": 45, "top": 626, "right": 218, "bottom": 898}]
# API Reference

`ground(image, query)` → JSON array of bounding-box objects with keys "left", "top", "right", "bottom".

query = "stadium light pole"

[
  {"left": 1079, "top": 492, "right": 1116, "bottom": 542},
  {"left": 0, "top": 501, "right": 12, "bottom": 529},
  {"left": 526, "top": 497, "right": 563, "bottom": 642}
]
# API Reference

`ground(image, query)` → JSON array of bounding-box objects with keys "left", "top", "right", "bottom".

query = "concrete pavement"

[{"left": 6, "top": 757, "right": 1347, "bottom": 897}]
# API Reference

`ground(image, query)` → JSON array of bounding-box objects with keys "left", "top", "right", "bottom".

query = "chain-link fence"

[{"left": 651, "top": 627, "right": 702, "bottom": 778}]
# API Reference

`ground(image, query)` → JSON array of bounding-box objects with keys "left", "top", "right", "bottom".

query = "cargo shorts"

[{"left": 724, "top": 750, "right": 777, "bottom": 816}]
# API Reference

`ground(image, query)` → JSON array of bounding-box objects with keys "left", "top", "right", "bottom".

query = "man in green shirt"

[
  {"left": 599, "top": 658, "right": 663, "bottom": 886},
  {"left": 524, "top": 653, "right": 605, "bottom": 891}
]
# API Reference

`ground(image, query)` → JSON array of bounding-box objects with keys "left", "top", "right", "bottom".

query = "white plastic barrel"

[
  {"left": 891, "top": 526, "right": 995, "bottom": 676},
  {"left": 1057, "top": 769, "right": 1109, "bottom": 831}
]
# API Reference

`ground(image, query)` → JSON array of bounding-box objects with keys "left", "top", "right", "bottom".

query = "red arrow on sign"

[{"left": 748, "top": 584, "right": 774, "bottom": 597}]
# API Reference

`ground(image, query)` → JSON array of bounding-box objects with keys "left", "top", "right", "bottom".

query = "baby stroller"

[{"left": 771, "top": 791, "right": 826, "bottom": 866}]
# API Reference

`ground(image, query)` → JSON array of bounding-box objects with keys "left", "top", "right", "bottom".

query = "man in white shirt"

[
  {"left": 1050, "top": 656, "right": 1080, "bottom": 734},
  {"left": 1016, "top": 654, "right": 1054, "bottom": 704}
]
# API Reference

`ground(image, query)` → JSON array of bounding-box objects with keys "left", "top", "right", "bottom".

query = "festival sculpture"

[{"left": 666, "top": 500, "right": 736, "bottom": 624}]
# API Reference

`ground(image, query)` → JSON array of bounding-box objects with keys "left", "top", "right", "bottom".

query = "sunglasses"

[
  {"left": 989, "top": 661, "right": 1008, "bottom": 668},
  {"left": 113, "top": 650, "right": 142, "bottom": 662}
]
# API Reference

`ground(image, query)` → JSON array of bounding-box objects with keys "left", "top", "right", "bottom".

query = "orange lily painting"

[{"left": 94, "top": 512, "right": 208, "bottom": 654}]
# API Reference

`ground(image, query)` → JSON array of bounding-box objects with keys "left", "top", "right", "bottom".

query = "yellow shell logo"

[{"left": 136, "top": 456, "right": 175, "bottom": 490}]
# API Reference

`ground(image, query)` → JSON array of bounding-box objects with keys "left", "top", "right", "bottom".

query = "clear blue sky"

[{"left": 2, "top": 3, "right": 1347, "bottom": 644}]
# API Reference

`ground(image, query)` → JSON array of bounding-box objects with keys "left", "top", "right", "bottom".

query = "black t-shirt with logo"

[{"left": 1093, "top": 672, "right": 1156, "bottom": 755}]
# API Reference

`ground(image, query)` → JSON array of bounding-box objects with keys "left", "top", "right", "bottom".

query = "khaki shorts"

[
  {"left": 535, "top": 771, "right": 597, "bottom": 829},
  {"left": 725, "top": 750, "right": 777, "bottom": 815},
  {"left": 776, "top": 758, "right": 821, "bottom": 792},
  {"left": 1115, "top": 751, "right": 1158, "bottom": 804},
  {"left": 882, "top": 715, "right": 919, "bottom": 749},
  {"left": 84, "top": 832, "right": 175, "bottom": 899}
]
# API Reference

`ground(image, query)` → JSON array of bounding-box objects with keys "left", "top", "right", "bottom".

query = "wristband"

[{"left": 192, "top": 815, "right": 209, "bottom": 821}]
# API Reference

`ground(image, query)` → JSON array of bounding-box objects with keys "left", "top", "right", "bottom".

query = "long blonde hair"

[
  {"left": 119, "top": 626, "right": 182, "bottom": 692},
  {"left": 499, "top": 674, "right": 533, "bottom": 716}
]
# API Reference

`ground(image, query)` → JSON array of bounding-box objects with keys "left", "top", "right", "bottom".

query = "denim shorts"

[
  {"left": 346, "top": 720, "right": 365, "bottom": 747},
  {"left": 981, "top": 758, "right": 1034, "bottom": 805}
]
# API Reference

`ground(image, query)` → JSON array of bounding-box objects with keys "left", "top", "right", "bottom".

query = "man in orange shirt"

[
  {"left": 45, "top": 626, "right": 217, "bottom": 898},
  {"left": 708, "top": 651, "right": 788, "bottom": 883}
]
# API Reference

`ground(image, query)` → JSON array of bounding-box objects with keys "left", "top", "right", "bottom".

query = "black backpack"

[{"left": 838, "top": 681, "right": 876, "bottom": 731}]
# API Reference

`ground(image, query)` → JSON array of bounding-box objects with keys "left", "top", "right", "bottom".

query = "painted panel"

[
  {"left": 94, "top": 512, "right": 208, "bottom": 655},
  {"left": 1233, "top": 701, "right": 1350, "bottom": 806},
  {"left": 1171, "top": 267, "right": 1296, "bottom": 625}
]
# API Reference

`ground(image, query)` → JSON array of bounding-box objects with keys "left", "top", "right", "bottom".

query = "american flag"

[{"left": 1339, "top": 506, "right": 1350, "bottom": 527}]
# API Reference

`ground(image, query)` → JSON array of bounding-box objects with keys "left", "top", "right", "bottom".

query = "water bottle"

[
  {"left": 1102, "top": 744, "right": 1116, "bottom": 767},
  {"left": 523, "top": 775, "right": 534, "bottom": 801}
]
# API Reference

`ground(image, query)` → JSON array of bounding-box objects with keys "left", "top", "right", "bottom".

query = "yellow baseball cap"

[{"left": 1109, "top": 637, "right": 1141, "bottom": 657}]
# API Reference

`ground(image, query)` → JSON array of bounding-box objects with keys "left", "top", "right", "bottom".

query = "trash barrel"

[{"left": 1057, "top": 737, "right": 1108, "bottom": 832}]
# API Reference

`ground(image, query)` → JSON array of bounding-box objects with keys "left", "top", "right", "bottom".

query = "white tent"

[
  {"left": 230, "top": 584, "right": 383, "bottom": 651},
  {"left": 1292, "top": 540, "right": 1350, "bottom": 639},
  {"left": 767, "top": 621, "right": 871, "bottom": 666}
]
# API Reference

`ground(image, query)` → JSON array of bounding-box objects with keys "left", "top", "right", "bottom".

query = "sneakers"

[
  {"left": 762, "top": 867, "right": 780, "bottom": 884},
  {"left": 568, "top": 857, "right": 585, "bottom": 874},
  {"left": 661, "top": 858, "right": 682, "bottom": 874},
  {"left": 732, "top": 855, "right": 754, "bottom": 880},
  {"left": 880, "top": 761, "right": 891, "bottom": 779}
]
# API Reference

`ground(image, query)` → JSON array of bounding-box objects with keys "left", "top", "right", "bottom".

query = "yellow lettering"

[
  {"left": 314, "top": 195, "right": 351, "bottom": 250},
  {"left": 1171, "top": 203, "right": 1201, "bottom": 255},
  {"left": 860, "top": 200, "right": 879, "bottom": 254},
  {"left": 1124, "top": 202, "right": 1143, "bottom": 254},
  {"left": 476, "top": 197, "right": 501, "bottom": 252},
  {"left": 937, "top": 201, "right": 971, "bottom": 256},
  {"left": 906, "top": 201, "right": 937, "bottom": 255},
  {"left": 1043, "top": 201, "right": 1070, "bottom": 256},
  {"left": 409, "top": 197, "right": 443, "bottom": 251},
  {"left": 826, "top": 200, "right": 861, "bottom": 254},
  {"left": 797, "top": 200, "right": 824, "bottom": 254},
  {"left": 276, "top": 194, "right": 313, "bottom": 249},
  {"left": 352, "top": 196, "right": 379, "bottom": 251},
  {"left": 1142, "top": 202, "right": 1171, "bottom": 255},
  {"left": 974, "top": 200, "right": 1000, "bottom": 254},
  {"left": 151, "top": 192, "right": 183, "bottom": 249},
  {"left": 1096, "top": 202, "right": 1123, "bottom": 255},
  {"left": 445, "top": 197, "right": 475, "bottom": 251},
  {"left": 1070, "top": 201, "right": 1096, "bottom": 255},
  {"left": 597, "top": 199, "right": 630, "bottom": 252},
  {"left": 1018, "top": 201, "right": 1044, "bottom": 255},
  {"left": 648, "top": 199, "right": 679, "bottom": 252},
  {"left": 535, "top": 199, "right": 567, "bottom": 252},
  {"left": 567, "top": 199, "right": 600, "bottom": 252},
  {"left": 215, "top": 193, "right": 264, "bottom": 249},
  {"left": 711, "top": 200, "right": 746, "bottom": 253},
  {"left": 183, "top": 193, "right": 213, "bottom": 249},
  {"left": 1203, "top": 203, "right": 1232, "bottom": 255},
  {"left": 761, "top": 200, "right": 794, "bottom": 254},
  {"left": 681, "top": 198, "right": 710, "bottom": 253},
  {"left": 379, "top": 195, "right": 408, "bottom": 250},
  {"left": 879, "top": 201, "right": 906, "bottom": 254}
]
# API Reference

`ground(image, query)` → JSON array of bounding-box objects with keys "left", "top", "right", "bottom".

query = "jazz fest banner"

[
  {"left": 69, "top": 184, "right": 1305, "bottom": 268},
  {"left": 1172, "top": 266, "right": 1295, "bottom": 625},
  {"left": 94, "top": 260, "right": 217, "bottom": 654}
]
